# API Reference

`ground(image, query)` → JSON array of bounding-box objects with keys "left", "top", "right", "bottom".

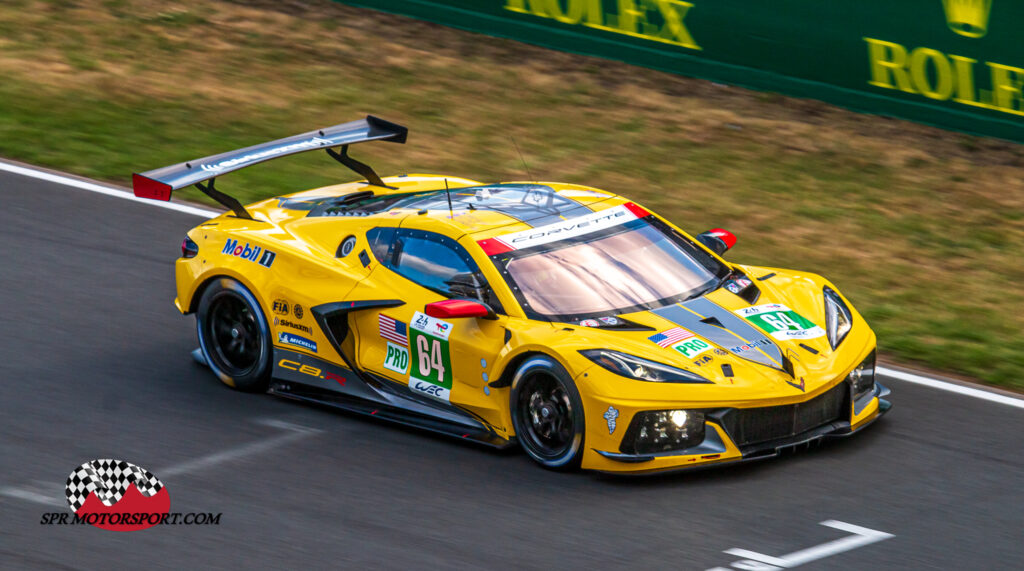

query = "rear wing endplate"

[{"left": 132, "top": 115, "right": 407, "bottom": 219}]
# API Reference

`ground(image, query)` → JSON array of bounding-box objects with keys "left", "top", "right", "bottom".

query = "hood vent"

[{"left": 700, "top": 316, "right": 724, "bottom": 328}]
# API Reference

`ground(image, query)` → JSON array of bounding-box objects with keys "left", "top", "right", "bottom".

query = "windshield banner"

[{"left": 478, "top": 203, "right": 649, "bottom": 255}]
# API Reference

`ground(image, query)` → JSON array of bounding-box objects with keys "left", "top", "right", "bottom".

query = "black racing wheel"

[
  {"left": 196, "top": 278, "right": 271, "bottom": 392},
  {"left": 510, "top": 356, "right": 585, "bottom": 470}
]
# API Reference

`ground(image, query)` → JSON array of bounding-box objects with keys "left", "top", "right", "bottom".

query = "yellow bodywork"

[{"left": 174, "top": 174, "right": 881, "bottom": 473}]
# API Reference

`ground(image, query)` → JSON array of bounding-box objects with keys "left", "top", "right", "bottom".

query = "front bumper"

[{"left": 583, "top": 382, "right": 890, "bottom": 474}]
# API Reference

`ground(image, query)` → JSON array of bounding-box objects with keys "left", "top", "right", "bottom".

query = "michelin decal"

[{"left": 278, "top": 332, "right": 317, "bottom": 352}]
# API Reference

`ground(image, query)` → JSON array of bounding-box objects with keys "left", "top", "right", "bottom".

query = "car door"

[{"left": 352, "top": 227, "right": 509, "bottom": 426}]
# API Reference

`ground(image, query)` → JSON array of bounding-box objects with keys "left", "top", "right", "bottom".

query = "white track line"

[
  {"left": 0, "top": 483, "right": 65, "bottom": 508},
  {"left": 157, "top": 419, "right": 322, "bottom": 478},
  {"left": 3, "top": 158, "right": 1023, "bottom": 411},
  {"left": 878, "top": 367, "right": 1024, "bottom": 410},
  {"left": 714, "top": 520, "right": 893, "bottom": 569},
  {"left": 0, "top": 419, "right": 322, "bottom": 507},
  {"left": 0, "top": 159, "right": 218, "bottom": 218}
]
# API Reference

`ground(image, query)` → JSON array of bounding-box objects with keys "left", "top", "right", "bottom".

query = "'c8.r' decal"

[{"left": 278, "top": 359, "right": 346, "bottom": 387}]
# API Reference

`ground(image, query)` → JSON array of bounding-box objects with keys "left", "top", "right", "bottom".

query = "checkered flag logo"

[{"left": 65, "top": 459, "right": 164, "bottom": 512}]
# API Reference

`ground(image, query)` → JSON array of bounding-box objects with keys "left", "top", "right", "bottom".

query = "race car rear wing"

[{"left": 132, "top": 115, "right": 407, "bottom": 219}]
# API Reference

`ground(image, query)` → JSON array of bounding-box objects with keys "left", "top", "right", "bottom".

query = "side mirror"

[
  {"left": 445, "top": 272, "right": 488, "bottom": 300},
  {"left": 425, "top": 299, "right": 497, "bottom": 320},
  {"left": 695, "top": 228, "right": 737, "bottom": 256}
]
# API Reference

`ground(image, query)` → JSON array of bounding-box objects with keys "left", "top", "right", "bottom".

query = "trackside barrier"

[{"left": 337, "top": 0, "right": 1024, "bottom": 143}]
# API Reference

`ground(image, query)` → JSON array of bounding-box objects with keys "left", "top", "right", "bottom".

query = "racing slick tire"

[
  {"left": 196, "top": 278, "right": 272, "bottom": 392},
  {"left": 510, "top": 356, "right": 585, "bottom": 470}
]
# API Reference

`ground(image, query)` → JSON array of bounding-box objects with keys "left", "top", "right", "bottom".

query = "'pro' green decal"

[
  {"left": 383, "top": 342, "right": 409, "bottom": 374},
  {"left": 673, "top": 337, "right": 712, "bottom": 359}
]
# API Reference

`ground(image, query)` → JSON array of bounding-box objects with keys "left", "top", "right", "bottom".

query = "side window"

[
  {"left": 393, "top": 230, "right": 475, "bottom": 295},
  {"left": 390, "top": 230, "right": 504, "bottom": 312},
  {"left": 366, "top": 227, "right": 397, "bottom": 264}
]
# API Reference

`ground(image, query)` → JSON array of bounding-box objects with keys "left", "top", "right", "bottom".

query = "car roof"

[{"left": 258, "top": 174, "right": 634, "bottom": 239}]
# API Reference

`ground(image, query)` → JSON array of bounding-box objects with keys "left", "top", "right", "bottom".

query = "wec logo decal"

[
  {"left": 410, "top": 377, "right": 449, "bottom": 401},
  {"left": 223, "top": 239, "right": 276, "bottom": 268}
]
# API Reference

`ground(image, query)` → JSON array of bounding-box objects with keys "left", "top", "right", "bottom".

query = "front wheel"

[
  {"left": 510, "top": 356, "right": 585, "bottom": 470},
  {"left": 196, "top": 278, "right": 271, "bottom": 392}
]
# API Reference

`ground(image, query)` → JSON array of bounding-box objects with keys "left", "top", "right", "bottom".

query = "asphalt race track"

[{"left": 1, "top": 165, "right": 1022, "bottom": 569}]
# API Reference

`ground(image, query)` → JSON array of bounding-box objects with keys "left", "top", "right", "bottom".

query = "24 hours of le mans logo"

[{"left": 64, "top": 459, "right": 170, "bottom": 531}]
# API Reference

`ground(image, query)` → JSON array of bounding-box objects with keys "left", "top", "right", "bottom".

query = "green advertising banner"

[{"left": 337, "top": 0, "right": 1024, "bottom": 142}]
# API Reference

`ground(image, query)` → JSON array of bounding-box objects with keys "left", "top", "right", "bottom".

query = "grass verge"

[{"left": 1, "top": 0, "right": 1022, "bottom": 389}]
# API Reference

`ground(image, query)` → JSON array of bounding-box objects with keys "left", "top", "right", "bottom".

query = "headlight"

[
  {"left": 621, "top": 409, "right": 706, "bottom": 454},
  {"left": 580, "top": 349, "right": 712, "bottom": 383},
  {"left": 848, "top": 350, "right": 876, "bottom": 400},
  {"left": 824, "top": 286, "right": 853, "bottom": 349}
]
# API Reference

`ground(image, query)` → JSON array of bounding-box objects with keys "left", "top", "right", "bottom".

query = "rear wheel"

[
  {"left": 196, "top": 278, "right": 271, "bottom": 392},
  {"left": 510, "top": 356, "right": 585, "bottom": 470}
]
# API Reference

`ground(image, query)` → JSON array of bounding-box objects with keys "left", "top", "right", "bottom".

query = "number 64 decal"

[
  {"left": 415, "top": 335, "right": 447, "bottom": 383},
  {"left": 408, "top": 311, "right": 454, "bottom": 400},
  {"left": 735, "top": 304, "right": 825, "bottom": 341}
]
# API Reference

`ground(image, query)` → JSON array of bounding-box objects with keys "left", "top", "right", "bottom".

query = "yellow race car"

[{"left": 133, "top": 116, "right": 890, "bottom": 474}]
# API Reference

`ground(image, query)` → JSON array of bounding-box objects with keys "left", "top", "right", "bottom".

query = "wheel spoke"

[
  {"left": 206, "top": 292, "right": 262, "bottom": 376},
  {"left": 555, "top": 422, "right": 571, "bottom": 442},
  {"left": 517, "top": 372, "right": 576, "bottom": 459}
]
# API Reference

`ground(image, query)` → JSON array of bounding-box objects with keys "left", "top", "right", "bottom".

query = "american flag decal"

[
  {"left": 379, "top": 314, "right": 408, "bottom": 346},
  {"left": 647, "top": 327, "right": 694, "bottom": 348}
]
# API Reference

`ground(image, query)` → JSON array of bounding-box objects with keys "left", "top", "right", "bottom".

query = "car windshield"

[{"left": 492, "top": 218, "right": 727, "bottom": 321}]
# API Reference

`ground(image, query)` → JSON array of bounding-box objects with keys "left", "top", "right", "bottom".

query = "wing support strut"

[
  {"left": 194, "top": 178, "right": 253, "bottom": 220},
  {"left": 326, "top": 145, "right": 396, "bottom": 189}
]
